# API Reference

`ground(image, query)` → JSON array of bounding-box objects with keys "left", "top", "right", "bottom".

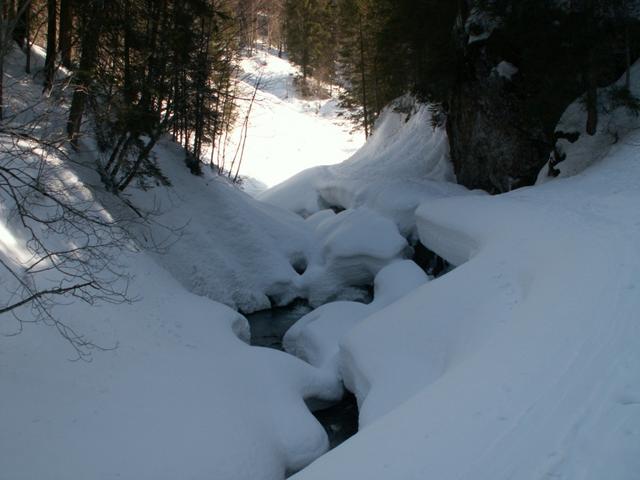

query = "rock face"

[
  {"left": 445, "top": 1, "right": 636, "bottom": 193},
  {"left": 446, "top": 46, "right": 553, "bottom": 193}
]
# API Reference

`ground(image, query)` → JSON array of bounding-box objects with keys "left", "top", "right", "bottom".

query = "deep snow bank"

[
  {"left": 0, "top": 45, "right": 343, "bottom": 480},
  {"left": 537, "top": 59, "right": 640, "bottom": 183},
  {"left": 294, "top": 126, "right": 640, "bottom": 479},
  {"left": 123, "top": 148, "right": 412, "bottom": 311},
  {"left": 125, "top": 138, "right": 314, "bottom": 313},
  {"left": 260, "top": 96, "right": 471, "bottom": 238},
  {"left": 284, "top": 260, "right": 429, "bottom": 381},
  {"left": 0, "top": 250, "right": 345, "bottom": 480}
]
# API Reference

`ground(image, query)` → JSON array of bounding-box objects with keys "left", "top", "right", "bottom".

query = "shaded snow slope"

[
  {"left": 294, "top": 129, "right": 640, "bottom": 480},
  {"left": 219, "top": 47, "right": 364, "bottom": 190},
  {"left": 537, "top": 59, "right": 640, "bottom": 183},
  {"left": 284, "top": 260, "right": 429, "bottom": 381},
  {"left": 0, "top": 250, "right": 345, "bottom": 480},
  {"left": 260, "top": 96, "right": 471, "bottom": 238},
  {"left": 123, "top": 138, "right": 314, "bottom": 313},
  {"left": 121, "top": 141, "right": 412, "bottom": 311},
  {"left": 0, "top": 45, "right": 351, "bottom": 480}
]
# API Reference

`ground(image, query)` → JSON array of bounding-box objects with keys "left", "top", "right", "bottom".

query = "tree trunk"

[
  {"left": 67, "top": 1, "right": 103, "bottom": 144},
  {"left": 12, "top": 0, "right": 26, "bottom": 47},
  {"left": 358, "top": 12, "right": 369, "bottom": 138},
  {"left": 43, "top": 0, "right": 57, "bottom": 92},
  {"left": 625, "top": 22, "right": 631, "bottom": 90},
  {"left": 24, "top": 0, "right": 30, "bottom": 73},
  {"left": 58, "top": 0, "right": 72, "bottom": 69}
]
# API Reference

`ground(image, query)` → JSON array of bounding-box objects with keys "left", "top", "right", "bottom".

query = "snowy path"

[{"left": 219, "top": 48, "right": 364, "bottom": 191}]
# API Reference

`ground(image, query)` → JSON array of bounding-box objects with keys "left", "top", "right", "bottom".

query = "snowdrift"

[
  {"left": 0, "top": 45, "right": 344, "bottom": 480},
  {"left": 538, "top": 59, "right": 640, "bottom": 183},
  {"left": 292, "top": 101, "right": 640, "bottom": 480},
  {"left": 260, "top": 96, "right": 470, "bottom": 238}
]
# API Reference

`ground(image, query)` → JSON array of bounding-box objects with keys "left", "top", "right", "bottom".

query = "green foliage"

[
  {"left": 284, "top": 0, "right": 336, "bottom": 81},
  {"left": 82, "top": 0, "right": 240, "bottom": 191}
]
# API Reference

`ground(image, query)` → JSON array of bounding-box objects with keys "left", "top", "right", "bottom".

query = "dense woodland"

[{"left": 2, "top": 1, "right": 640, "bottom": 193}]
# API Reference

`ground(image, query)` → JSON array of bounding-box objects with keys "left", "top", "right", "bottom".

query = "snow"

[
  {"left": 111, "top": 138, "right": 413, "bottom": 312},
  {"left": 261, "top": 96, "right": 470, "bottom": 238},
  {"left": 0, "top": 251, "right": 345, "bottom": 480},
  {"left": 3, "top": 31, "right": 640, "bottom": 480},
  {"left": 495, "top": 61, "right": 518, "bottom": 80},
  {"left": 117, "top": 137, "right": 315, "bottom": 313},
  {"left": 293, "top": 121, "right": 640, "bottom": 480},
  {"left": 537, "top": 59, "right": 640, "bottom": 184},
  {"left": 218, "top": 46, "right": 364, "bottom": 190},
  {"left": 297, "top": 207, "right": 410, "bottom": 307},
  {"left": 0, "top": 45, "right": 345, "bottom": 480},
  {"left": 284, "top": 260, "right": 429, "bottom": 381}
]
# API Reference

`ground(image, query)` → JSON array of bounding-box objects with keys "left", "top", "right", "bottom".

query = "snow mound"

[
  {"left": 537, "top": 59, "right": 640, "bottom": 184},
  {"left": 298, "top": 208, "right": 410, "bottom": 307},
  {"left": 1, "top": 251, "right": 345, "bottom": 480},
  {"left": 260, "top": 96, "right": 469, "bottom": 238},
  {"left": 284, "top": 261, "right": 429, "bottom": 382},
  {"left": 296, "top": 130, "right": 640, "bottom": 479},
  {"left": 124, "top": 140, "right": 313, "bottom": 313}
]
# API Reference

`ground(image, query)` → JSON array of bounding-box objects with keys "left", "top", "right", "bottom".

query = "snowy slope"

[
  {"left": 293, "top": 117, "right": 640, "bottom": 480},
  {"left": 219, "top": 47, "right": 364, "bottom": 190},
  {"left": 260, "top": 96, "right": 471, "bottom": 238},
  {"left": 0, "top": 251, "right": 345, "bottom": 480},
  {"left": 0, "top": 46, "right": 347, "bottom": 480},
  {"left": 538, "top": 59, "right": 640, "bottom": 183}
]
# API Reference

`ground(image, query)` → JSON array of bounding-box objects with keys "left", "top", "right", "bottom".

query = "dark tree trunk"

[
  {"left": 58, "top": 0, "right": 72, "bottom": 69},
  {"left": 24, "top": 1, "right": 30, "bottom": 73},
  {"left": 12, "top": 0, "right": 27, "bottom": 48},
  {"left": 0, "top": 52, "right": 4, "bottom": 121},
  {"left": 358, "top": 12, "right": 369, "bottom": 138},
  {"left": 43, "top": 0, "right": 57, "bottom": 92},
  {"left": 584, "top": 0, "right": 598, "bottom": 136},
  {"left": 67, "top": 1, "right": 103, "bottom": 144},
  {"left": 585, "top": 60, "right": 598, "bottom": 136}
]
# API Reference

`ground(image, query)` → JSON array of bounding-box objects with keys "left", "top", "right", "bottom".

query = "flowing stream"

[{"left": 246, "top": 302, "right": 359, "bottom": 450}]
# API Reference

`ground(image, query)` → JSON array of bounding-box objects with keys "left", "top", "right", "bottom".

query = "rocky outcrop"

[{"left": 445, "top": 1, "right": 637, "bottom": 193}]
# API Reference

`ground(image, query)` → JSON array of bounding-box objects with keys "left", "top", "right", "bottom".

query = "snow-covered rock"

[
  {"left": 537, "top": 59, "right": 640, "bottom": 183},
  {"left": 284, "top": 261, "right": 429, "bottom": 383},
  {"left": 295, "top": 130, "right": 640, "bottom": 479},
  {"left": 299, "top": 208, "right": 410, "bottom": 306},
  {"left": 260, "top": 97, "right": 468, "bottom": 238}
]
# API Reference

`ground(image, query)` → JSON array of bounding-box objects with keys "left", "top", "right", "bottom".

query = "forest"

[{"left": 1, "top": 1, "right": 640, "bottom": 480}]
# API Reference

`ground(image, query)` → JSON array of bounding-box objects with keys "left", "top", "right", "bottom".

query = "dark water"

[
  {"left": 247, "top": 302, "right": 312, "bottom": 350},
  {"left": 246, "top": 303, "right": 359, "bottom": 450}
]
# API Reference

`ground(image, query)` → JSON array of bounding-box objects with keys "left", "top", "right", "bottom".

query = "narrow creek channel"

[{"left": 246, "top": 302, "right": 359, "bottom": 450}]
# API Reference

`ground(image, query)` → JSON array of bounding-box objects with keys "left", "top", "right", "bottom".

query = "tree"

[
  {"left": 0, "top": 19, "right": 131, "bottom": 359},
  {"left": 43, "top": 0, "right": 56, "bottom": 92},
  {"left": 58, "top": 0, "right": 72, "bottom": 69},
  {"left": 66, "top": 0, "right": 104, "bottom": 144},
  {"left": 284, "top": 0, "right": 334, "bottom": 85}
]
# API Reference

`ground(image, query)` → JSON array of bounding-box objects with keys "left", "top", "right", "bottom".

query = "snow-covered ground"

[
  {"left": 217, "top": 46, "right": 364, "bottom": 192},
  {"left": 278, "top": 69, "right": 640, "bottom": 480},
  {"left": 260, "top": 96, "right": 473, "bottom": 239},
  {"left": 2, "top": 41, "right": 640, "bottom": 480},
  {"left": 292, "top": 135, "right": 640, "bottom": 479},
  {"left": 0, "top": 46, "right": 345, "bottom": 480}
]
